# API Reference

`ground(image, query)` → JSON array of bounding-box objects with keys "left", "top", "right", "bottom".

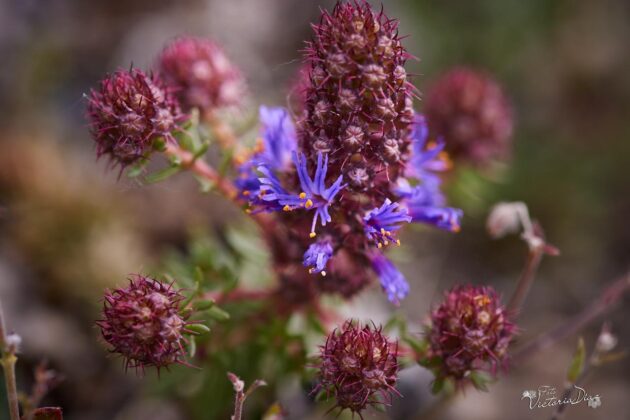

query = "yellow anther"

[
  {"left": 396, "top": 239, "right": 401, "bottom": 246},
  {"left": 299, "top": 192, "right": 307, "bottom": 199},
  {"left": 380, "top": 228, "right": 386, "bottom": 234},
  {"left": 383, "top": 240, "right": 389, "bottom": 246},
  {"left": 321, "top": 271, "right": 327, "bottom": 277},
  {"left": 242, "top": 190, "right": 250, "bottom": 196},
  {"left": 377, "top": 243, "right": 383, "bottom": 249},
  {"left": 452, "top": 225, "right": 461, "bottom": 233},
  {"left": 308, "top": 268, "right": 314, "bottom": 274},
  {"left": 309, "top": 232, "right": 317, "bottom": 238},
  {"left": 305, "top": 199, "right": 314, "bottom": 208},
  {"left": 245, "top": 209, "right": 252, "bottom": 214},
  {"left": 283, "top": 205, "right": 291, "bottom": 212},
  {"left": 474, "top": 295, "right": 491, "bottom": 306}
]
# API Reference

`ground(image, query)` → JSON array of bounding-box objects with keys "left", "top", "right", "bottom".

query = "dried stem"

[
  {"left": 228, "top": 372, "right": 266, "bottom": 420},
  {"left": 0, "top": 302, "right": 21, "bottom": 420},
  {"left": 514, "top": 274, "right": 630, "bottom": 362},
  {"left": 507, "top": 243, "right": 545, "bottom": 317}
]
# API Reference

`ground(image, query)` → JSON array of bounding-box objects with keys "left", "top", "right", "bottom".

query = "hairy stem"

[
  {"left": 203, "top": 110, "right": 238, "bottom": 150},
  {"left": 507, "top": 244, "right": 545, "bottom": 317},
  {"left": 163, "top": 143, "right": 276, "bottom": 236},
  {"left": 514, "top": 274, "right": 630, "bottom": 361}
]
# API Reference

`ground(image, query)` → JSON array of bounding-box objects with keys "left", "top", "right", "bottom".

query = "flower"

[
  {"left": 158, "top": 37, "right": 245, "bottom": 112},
  {"left": 363, "top": 199, "right": 411, "bottom": 248},
  {"left": 424, "top": 68, "right": 513, "bottom": 165},
  {"left": 258, "top": 152, "right": 344, "bottom": 237},
  {"left": 407, "top": 114, "right": 452, "bottom": 183},
  {"left": 235, "top": 106, "right": 296, "bottom": 202},
  {"left": 303, "top": 239, "right": 334, "bottom": 276},
  {"left": 407, "top": 203, "right": 463, "bottom": 232},
  {"left": 423, "top": 285, "right": 516, "bottom": 385},
  {"left": 97, "top": 274, "right": 192, "bottom": 371},
  {"left": 370, "top": 253, "right": 409, "bottom": 305},
  {"left": 86, "top": 68, "right": 182, "bottom": 168},
  {"left": 300, "top": 0, "right": 415, "bottom": 191},
  {"left": 316, "top": 321, "right": 400, "bottom": 414}
]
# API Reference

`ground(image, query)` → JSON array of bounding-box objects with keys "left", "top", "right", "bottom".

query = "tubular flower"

[
  {"left": 158, "top": 36, "right": 245, "bottom": 112},
  {"left": 303, "top": 239, "right": 334, "bottom": 276},
  {"left": 97, "top": 275, "right": 194, "bottom": 371},
  {"left": 363, "top": 199, "right": 411, "bottom": 248},
  {"left": 258, "top": 152, "right": 344, "bottom": 237},
  {"left": 424, "top": 68, "right": 513, "bottom": 166},
  {"left": 423, "top": 285, "right": 516, "bottom": 386},
  {"left": 369, "top": 252, "right": 409, "bottom": 305},
  {"left": 407, "top": 204, "right": 463, "bottom": 232},
  {"left": 86, "top": 68, "right": 183, "bottom": 168},
  {"left": 235, "top": 106, "right": 296, "bottom": 202},
  {"left": 316, "top": 321, "right": 400, "bottom": 415}
]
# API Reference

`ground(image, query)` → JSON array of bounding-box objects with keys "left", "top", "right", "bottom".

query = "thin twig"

[
  {"left": 228, "top": 372, "right": 267, "bottom": 420},
  {"left": 203, "top": 110, "right": 238, "bottom": 150},
  {"left": 507, "top": 244, "right": 545, "bottom": 317},
  {"left": 0, "top": 302, "right": 21, "bottom": 420},
  {"left": 514, "top": 274, "right": 630, "bottom": 362}
]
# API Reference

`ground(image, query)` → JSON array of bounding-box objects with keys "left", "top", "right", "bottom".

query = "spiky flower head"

[
  {"left": 316, "top": 320, "right": 400, "bottom": 414},
  {"left": 423, "top": 285, "right": 516, "bottom": 386},
  {"left": 97, "top": 275, "right": 192, "bottom": 371},
  {"left": 300, "top": 0, "right": 415, "bottom": 192},
  {"left": 86, "top": 68, "right": 183, "bottom": 168},
  {"left": 424, "top": 68, "right": 513, "bottom": 165},
  {"left": 159, "top": 37, "right": 245, "bottom": 113}
]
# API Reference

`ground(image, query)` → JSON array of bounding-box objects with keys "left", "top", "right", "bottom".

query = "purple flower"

[
  {"left": 254, "top": 106, "right": 296, "bottom": 169},
  {"left": 303, "top": 239, "right": 333, "bottom": 275},
  {"left": 407, "top": 203, "right": 463, "bottom": 232},
  {"left": 370, "top": 253, "right": 409, "bottom": 305},
  {"left": 259, "top": 152, "right": 344, "bottom": 237},
  {"left": 236, "top": 106, "right": 297, "bottom": 203},
  {"left": 407, "top": 114, "right": 451, "bottom": 182},
  {"left": 363, "top": 199, "right": 411, "bottom": 248}
]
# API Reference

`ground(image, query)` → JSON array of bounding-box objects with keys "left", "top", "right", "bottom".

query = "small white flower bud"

[{"left": 486, "top": 202, "right": 526, "bottom": 239}]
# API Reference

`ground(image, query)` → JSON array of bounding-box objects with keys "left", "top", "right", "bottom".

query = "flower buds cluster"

[
  {"left": 97, "top": 275, "right": 192, "bottom": 370},
  {"left": 86, "top": 68, "right": 182, "bottom": 168},
  {"left": 316, "top": 321, "right": 399, "bottom": 414},
  {"left": 159, "top": 37, "right": 245, "bottom": 113},
  {"left": 423, "top": 285, "right": 516, "bottom": 386},
  {"left": 300, "top": 1, "right": 414, "bottom": 192},
  {"left": 424, "top": 68, "right": 513, "bottom": 166}
]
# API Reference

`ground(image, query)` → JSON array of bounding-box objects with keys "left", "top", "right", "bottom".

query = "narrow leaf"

[{"left": 567, "top": 337, "right": 586, "bottom": 383}]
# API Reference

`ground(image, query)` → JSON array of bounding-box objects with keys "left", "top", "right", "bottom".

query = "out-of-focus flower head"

[
  {"left": 316, "top": 320, "right": 400, "bottom": 414},
  {"left": 423, "top": 285, "right": 516, "bottom": 386},
  {"left": 158, "top": 36, "right": 246, "bottom": 113},
  {"left": 424, "top": 68, "right": 513, "bottom": 166},
  {"left": 97, "top": 274, "right": 194, "bottom": 371},
  {"left": 86, "top": 68, "right": 183, "bottom": 168}
]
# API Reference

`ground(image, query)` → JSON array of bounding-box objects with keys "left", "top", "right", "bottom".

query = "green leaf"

[
  {"left": 431, "top": 377, "right": 445, "bottom": 394},
  {"left": 208, "top": 306, "right": 230, "bottom": 321},
  {"left": 145, "top": 165, "right": 181, "bottom": 183},
  {"left": 193, "top": 299, "right": 215, "bottom": 311},
  {"left": 187, "top": 323, "right": 211, "bottom": 335},
  {"left": 567, "top": 337, "right": 586, "bottom": 383},
  {"left": 189, "top": 335, "right": 196, "bottom": 358},
  {"left": 470, "top": 370, "right": 492, "bottom": 392}
]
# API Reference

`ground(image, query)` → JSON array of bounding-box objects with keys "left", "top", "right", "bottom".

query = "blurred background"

[{"left": 0, "top": 0, "right": 628, "bottom": 419}]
